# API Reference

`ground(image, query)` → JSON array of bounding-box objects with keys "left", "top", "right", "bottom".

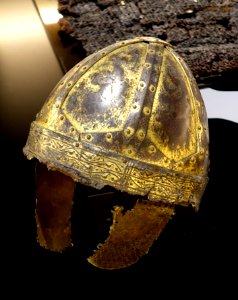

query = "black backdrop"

[
  {"left": 3, "top": 118, "right": 238, "bottom": 276},
  {"left": 1, "top": 3, "right": 238, "bottom": 281}
]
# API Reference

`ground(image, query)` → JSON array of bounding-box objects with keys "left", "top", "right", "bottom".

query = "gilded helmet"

[{"left": 23, "top": 37, "right": 209, "bottom": 270}]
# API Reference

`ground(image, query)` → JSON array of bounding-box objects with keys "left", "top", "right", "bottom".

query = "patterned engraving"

[{"left": 24, "top": 123, "right": 206, "bottom": 207}]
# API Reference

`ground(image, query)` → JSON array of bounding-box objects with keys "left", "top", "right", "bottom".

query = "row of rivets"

[
  {"left": 123, "top": 144, "right": 158, "bottom": 155},
  {"left": 57, "top": 115, "right": 79, "bottom": 138},
  {"left": 120, "top": 44, "right": 157, "bottom": 149}
]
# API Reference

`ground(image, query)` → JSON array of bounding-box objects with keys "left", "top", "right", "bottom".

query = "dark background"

[{"left": 1, "top": 0, "right": 238, "bottom": 281}]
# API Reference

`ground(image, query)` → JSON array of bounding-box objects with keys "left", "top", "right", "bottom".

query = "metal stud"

[{"left": 143, "top": 107, "right": 151, "bottom": 115}]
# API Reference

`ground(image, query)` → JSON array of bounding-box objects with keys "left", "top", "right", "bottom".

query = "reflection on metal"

[{"left": 101, "top": 77, "right": 123, "bottom": 107}]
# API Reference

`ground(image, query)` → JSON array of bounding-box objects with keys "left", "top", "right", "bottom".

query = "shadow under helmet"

[{"left": 23, "top": 36, "right": 209, "bottom": 269}]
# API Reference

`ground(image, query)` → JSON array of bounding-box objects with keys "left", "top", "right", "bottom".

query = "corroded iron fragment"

[
  {"left": 88, "top": 201, "right": 174, "bottom": 270},
  {"left": 58, "top": 0, "right": 238, "bottom": 85},
  {"left": 35, "top": 163, "right": 75, "bottom": 252}
]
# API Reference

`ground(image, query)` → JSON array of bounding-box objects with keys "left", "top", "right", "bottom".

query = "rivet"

[
  {"left": 55, "top": 104, "right": 60, "bottom": 108},
  {"left": 145, "top": 63, "right": 151, "bottom": 68},
  {"left": 149, "top": 49, "right": 155, "bottom": 54},
  {"left": 137, "top": 129, "right": 145, "bottom": 140},
  {"left": 106, "top": 133, "right": 112, "bottom": 140},
  {"left": 60, "top": 115, "right": 64, "bottom": 121},
  {"left": 133, "top": 104, "right": 138, "bottom": 109},
  {"left": 124, "top": 127, "right": 134, "bottom": 138},
  {"left": 82, "top": 66, "right": 87, "bottom": 71},
  {"left": 86, "top": 134, "right": 92, "bottom": 141},
  {"left": 139, "top": 81, "right": 145, "bottom": 89},
  {"left": 67, "top": 82, "right": 72, "bottom": 87},
  {"left": 148, "top": 145, "right": 156, "bottom": 153},
  {"left": 143, "top": 107, "right": 151, "bottom": 115},
  {"left": 70, "top": 127, "right": 75, "bottom": 132},
  {"left": 75, "top": 142, "right": 80, "bottom": 147},
  {"left": 126, "top": 128, "right": 131, "bottom": 134},
  {"left": 149, "top": 85, "right": 156, "bottom": 93}
]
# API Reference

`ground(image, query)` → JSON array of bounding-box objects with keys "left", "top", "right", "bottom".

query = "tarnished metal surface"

[
  {"left": 23, "top": 36, "right": 209, "bottom": 269},
  {"left": 24, "top": 36, "right": 209, "bottom": 208}
]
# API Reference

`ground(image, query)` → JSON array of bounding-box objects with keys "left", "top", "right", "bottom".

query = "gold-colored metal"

[
  {"left": 24, "top": 36, "right": 209, "bottom": 209},
  {"left": 23, "top": 36, "right": 209, "bottom": 268}
]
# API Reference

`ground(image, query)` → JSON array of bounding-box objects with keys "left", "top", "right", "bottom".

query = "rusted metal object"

[
  {"left": 23, "top": 37, "right": 209, "bottom": 269},
  {"left": 58, "top": 0, "right": 238, "bottom": 87}
]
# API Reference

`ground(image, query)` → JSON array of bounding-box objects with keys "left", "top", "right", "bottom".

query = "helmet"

[{"left": 23, "top": 36, "right": 209, "bottom": 269}]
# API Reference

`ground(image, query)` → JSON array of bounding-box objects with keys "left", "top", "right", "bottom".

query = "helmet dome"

[{"left": 24, "top": 36, "right": 209, "bottom": 209}]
